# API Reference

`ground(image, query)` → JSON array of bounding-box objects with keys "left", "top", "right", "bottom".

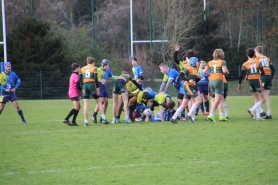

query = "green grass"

[{"left": 0, "top": 96, "right": 278, "bottom": 185}]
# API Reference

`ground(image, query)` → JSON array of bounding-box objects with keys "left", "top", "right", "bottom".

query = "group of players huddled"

[
  {"left": 0, "top": 45, "right": 274, "bottom": 125},
  {"left": 61, "top": 45, "right": 275, "bottom": 126}
]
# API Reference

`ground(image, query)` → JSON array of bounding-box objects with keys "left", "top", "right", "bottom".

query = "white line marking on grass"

[{"left": 0, "top": 162, "right": 174, "bottom": 176}]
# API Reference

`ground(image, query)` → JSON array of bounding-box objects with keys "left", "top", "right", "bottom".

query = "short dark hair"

[
  {"left": 246, "top": 48, "right": 255, "bottom": 58},
  {"left": 137, "top": 75, "right": 144, "bottom": 80},
  {"left": 71, "top": 63, "right": 80, "bottom": 70},
  {"left": 185, "top": 50, "right": 195, "bottom": 59},
  {"left": 167, "top": 100, "right": 175, "bottom": 109}
]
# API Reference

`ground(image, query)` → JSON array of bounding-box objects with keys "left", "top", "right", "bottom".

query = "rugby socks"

[
  {"left": 204, "top": 101, "right": 209, "bottom": 112},
  {"left": 250, "top": 101, "right": 262, "bottom": 113},
  {"left": 101, "top": 114, "right": 106, "bottom": 120},
  {"left": 18, "top": 110, "right": 26, "bottom": 122},
  {"left": 65, "top": 109, "right": 76, "bottom": 120},
  {"left": 223, "top": 105, "right": 228, "bottom": 117},
  {"left": 172, "top": 107, "right": 183, "bottom": 119},
  {"left": 188, "top": 105, "right": 198, "bottom": 116},
  {"left": 72, "top": 110, "right": 79, "bottom": 123},
  {"left": 200, "top": 101, "right": 204, "bottom": 112}
]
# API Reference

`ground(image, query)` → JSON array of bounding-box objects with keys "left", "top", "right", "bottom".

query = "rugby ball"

[{"left": 143, "top": 109, "right": 152, "bottom": 116}]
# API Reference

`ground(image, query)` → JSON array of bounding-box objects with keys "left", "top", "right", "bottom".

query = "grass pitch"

[{"left": 0, "top": 96, "right": 277, "bottom": 185}]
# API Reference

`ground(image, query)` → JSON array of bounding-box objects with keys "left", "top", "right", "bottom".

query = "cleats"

[
  {"left": 102, "top": 119, "right": 109, "bottom": 124},
  {"left": 22, "top": 121, "right": 27, "bottom": 124},
  {"left": 265, "top": 115, "right": 272, "bottom": 119},
  {"left": 179, "top": 117, "right": 187, "bottom": 121},
  {"left": 135, "top": 117, "right": 143, "bottom": 122},
  {"left": 124, "top": 118, "right": 132, "bottom": 123},
  {"left": 256, "top": 117, "right": 264, "bottom": 121},
  {"left": 219, "top": 116, "right": 228, "bottom": 121},
  {"left": 170, "top": 118, "right": 178, "bottom": 124},
  {"left": 115, "top": 118, "right": 120, "bottom": 123},
  {"left": 92, "top": 114, "right": 97, "bottom": 123},
  {"left": 63, "top": 119, "right": 72, "bottom": 126},
  {"left": 226, "top": 116, "right": 229, "bottom": 120},
  {"left": 111, "top": 120, "right": 116, "bottom": 124},
  {"left": 247, "top": 110, "right": 255, "bottom": 120},
  {"left": 71, "top": 122, "right": 78, "bottom": 126},
  {"left": 207, "top": 115, "right": 216, "bottom": 122},
  {"left": 84, "top": 123, "right": 89, "bottom": 127},
  {"left": 187, "top": 116, "right": 195, "bottom": 123},
  {"left": 260, "top": 112, "right": 266, "bottom": 117}
]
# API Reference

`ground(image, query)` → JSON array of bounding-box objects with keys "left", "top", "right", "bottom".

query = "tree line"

[{"left": 1, "top": 0, "right": 277, "bottom": 77}]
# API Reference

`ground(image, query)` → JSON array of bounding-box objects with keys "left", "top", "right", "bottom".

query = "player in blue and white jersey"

[
  {"left": 0, "top": 62, "right": 27, "bottom": 124},
  {"left": 158, "top": 62, "right": 185, "bottom": 119},
  {"left": 195, "top": 59, "right": 210, "bottom": 115},
  {"left": 92, "top": 59, "right": 118, "bottom": 123}
]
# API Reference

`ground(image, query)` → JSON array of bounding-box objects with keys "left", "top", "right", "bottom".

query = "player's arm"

[
  {"left": 159, "top": 105, "right": 165, "bottom": 122},
  {"left": 131, "top": 79, "right": 143, "bottom": 91},
  {"left": 94, "top": 73, "right": 99, "bottom": 88},
  {"left": 79, "top": 74, "right": 83, "bottom": 86},
  {"left": 14, "top": 76, "right": 21, "bottom": 90},
  {"left": 176, "top": 72, "right": 189, "bottom": 82},
  {"left": 173, "top": 44, "right": 180, "bottom": 65},
  {"left": 270, "top": 64, "right": 276, "bottom": 79},
  {"left": 203, "top": 66, "right": 210, "bottom": 76},
  {"left": 237, "top": 69, "right": 246, "bottom": 92},
  {"left": 160, "top": 79, "right": 173, "bottom": 94}
]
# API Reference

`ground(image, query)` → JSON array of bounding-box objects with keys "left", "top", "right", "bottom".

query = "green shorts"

[
  {"left": 183, "top": 85, "right": 198, "bottom": 99},
  {"left": 82, "top": 82, "right": 98, "bottom": 99},
  {"left": 113, "top": 79, "right": 127, "bottom": 94},
  {"left": 248, "top": 79, "right": 262, "bottom": 93},
  {"left": 261, "top": 75, "right": 272, "bottom": 90},
  {"left": 210, "top": 80, "right": 224, "bottom": 95}
]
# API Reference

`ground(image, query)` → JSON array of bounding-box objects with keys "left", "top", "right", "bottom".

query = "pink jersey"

[{"left": 68, "top": 72, "right": 80, "bottom": 98}]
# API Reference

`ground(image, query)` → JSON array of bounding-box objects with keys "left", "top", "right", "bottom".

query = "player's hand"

[
  {"left": 237, "top": 85, "right": 241, "bottom": 92},
  {"left": 174, "top": 44, "right": 180, "bottom": 51},
  {"left": 96, "top": 88, "right": 100, "bottom": 96},
  {"left": 11, "top": 88, "right": 16, "bottom": 93},
  {"left": 5, "top": 89, "right": 10, "bottom": 92}
]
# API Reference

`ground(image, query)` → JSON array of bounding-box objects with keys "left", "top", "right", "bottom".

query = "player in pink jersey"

[{"left": 63, "top": 63, "right": 82, "bottom": 126}]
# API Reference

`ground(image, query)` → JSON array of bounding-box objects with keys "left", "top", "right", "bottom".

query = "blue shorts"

[
  {"left": 0, "top": 92, "right": 17, "bottom": 102},
  {"left": 99, "top": 86, "right": 109, "bottom": 98},
  {"left": 197, "top": 84, "right": 209, "bottom": 95}
]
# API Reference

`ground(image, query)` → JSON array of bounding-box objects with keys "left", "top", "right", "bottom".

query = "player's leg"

[
  {"left": 170, "top": 97, "right": 189, "bottom": 124},
  {"left": 207, "top": 80, "right": 223, "bottom": 122},
  {"left": 94, "top": 94, "right": 108, "bottom": 124},
  {"left": 63, "top": 97, "right": 79, "bottom": 126},
  {"left": 203, "top": 83, "right": 210, "bottom": 114},
  {"left": 186, "top": 97, "right": 200, "bottom": 123},
  {"left": 121, "top": 92, "right": 132, "bottom": 123},
  {"left": 71, "top": 98, "right": 81, "bottom": 126},
  {"left": 92, "top": 103, "right": 99, "bottom": 123},
  {"left": 82, "top": 83, "right": 90, "bottom": 126},
  {"left": 11, "top": 99, "right": 27, "bottom": 124},
  {"left": 0, "top": 102, "right": 6, "bottom": 115},
  {"left": 116, "top": 96, "right": 123, "bottom": 123}
]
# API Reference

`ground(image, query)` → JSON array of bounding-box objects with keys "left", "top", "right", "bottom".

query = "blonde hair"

[
  {"left": 212, "top": 49, "right": 225, "bottom": 60},
  {"left": 159, "top": 63, "right": 169, "bottom": 68},
  {"left": 254, "top": 46, "right": 263, "bottom": 54},
  {"left": 87, "top": 57, "right": 96, "bottom": 64},
  {"left": 121, "top": 71, "right": 129, "bottom": 75}
]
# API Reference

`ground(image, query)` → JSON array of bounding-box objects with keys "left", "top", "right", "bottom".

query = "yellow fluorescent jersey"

[
  {"left": 162, "top": 74, "right": 168, "bottom": 82},
  {"left": 97, "top": 67, "right": 105, "bottom": 80},
  {"left": 154, "top": 94, "right": 167, "bottom": 105},
  {"left": 126, "top": 81, "right": 138, "bottom": 93},
  {"left": 80, "top": 65, "right": 98, "bottom": 83},
  {"left": 178, "top": 61, "right": 184, "bottom": 70},
  {"left": 136, "top": 91, "right": 144, "bottom": 104}
]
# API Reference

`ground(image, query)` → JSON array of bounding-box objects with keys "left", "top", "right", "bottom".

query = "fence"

[{"left": 4, "top": 65, "right": 274, "bottom": 100}]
